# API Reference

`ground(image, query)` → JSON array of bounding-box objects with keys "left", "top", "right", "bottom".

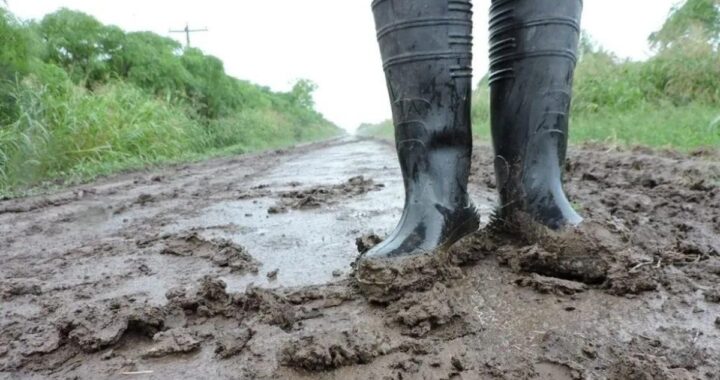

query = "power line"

[{"left": 169, "top": 23, "right": 208, "bottom": 48}]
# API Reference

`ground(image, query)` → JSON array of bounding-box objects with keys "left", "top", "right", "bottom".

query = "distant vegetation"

[
  {"left": 0, "top": 7, "right": 341, "bottom": 195},
  {"left": 359, "top": 0, "right": 720, "bottom": 151}
]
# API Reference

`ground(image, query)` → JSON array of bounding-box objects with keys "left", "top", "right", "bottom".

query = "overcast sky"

[{"left": 7, "top": 0, "right": 680, "bottom": 131}]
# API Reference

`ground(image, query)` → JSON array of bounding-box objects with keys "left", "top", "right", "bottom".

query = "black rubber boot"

[
  {"left": 362, "top": 0, "right": 480, "bottom": 260},
  {"left": 488, "top": 0, "right": 583, "bottom": 230}
]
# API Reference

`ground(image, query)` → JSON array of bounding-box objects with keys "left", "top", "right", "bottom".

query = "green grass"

[
  {"left": 0, "top": 78, "right": 341, "bottom": 197},
  {"left": 570, "top": 102, "right": 719, "bottom": 148}
]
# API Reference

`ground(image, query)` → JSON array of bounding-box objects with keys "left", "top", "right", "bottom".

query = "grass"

[
  {"left": 0, "top": 78, "right": 341, "bottom": 197},
  {"left": 570, "top": 102, "right": 719, "bottom": 149}
]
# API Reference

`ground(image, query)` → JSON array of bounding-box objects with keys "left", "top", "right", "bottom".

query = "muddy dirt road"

[{"left": 1, "top": 137, "right": 719, "bottom": 379}]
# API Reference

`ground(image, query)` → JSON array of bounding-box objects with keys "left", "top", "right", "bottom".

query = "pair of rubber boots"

[{"left": 362, "top": 0, "right": 583, "bottom": 262}]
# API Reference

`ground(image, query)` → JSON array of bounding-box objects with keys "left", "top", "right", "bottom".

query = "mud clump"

[
  {"left": 496, "top": 220, "right": 616, "bottom": 285},
  {"left": 167, "top": 276, "right": 297, "bottom": 330},
  {"left": 386, "top": 283, "right": 463, "bottom": 338},
  {"left": 166, "top": 276, "right": 235, "bottom": 318},
  {"left": 60, "top": 300, "right": 165, "bottom": 353},
  {"left": 237, "top": 184, "right": 272, "bottom": 200},
  {"left": 506, "top": 242, "right": 608, "bottom": 285},
  {"left": 354, "top": 252, "right": 464, "bottom": 303},
  {"left": 215, "top": 326, "right": 254, "bottom": 359},
  {"left": 267, "top": 205, "right": 286, "bottom": 214},
  {"left": 472, "top": 217, "right": 663, "bottom": 296},
  {"left": 610, "top": 355, "right": 689, "bottom": 380},
  {"left": 355, "top": 233, "right": 382, "bottom": 254},
  {"left": 238, "top": 286, "right": 296, "bottom": 330},
  {"left": 134, "top": 193, "right": 155, "bottom": 206},
  {"left": 284, "top": 283, "right": 357, "bottom": 309},
  {"left": 705, "top": 288, "right": 720, "bottom": 303},
  {"left": 141, "top": 328, "right": 201, "bottom": 358},
  {"left": 269, "top": 176, "right": 384, "bottom": 213},
  {"left": 677, "top": 222, "right": 720, "bottom": 256},
  {"left": 516, "top": 273, "right": 587, "bottom": 295},
  {"left": 160, "top": 232, "right": 259, "bottom": 274},
  {"left": 279, "top": 329, "right": 393, "bottom": 371},
  {"left": 0, "top": 279, "right": 42, "bottom": 300},
  {"left": 3, "top": 323, "right": 62, "bottom": 359},
  {"left": 606, "top": 332, "right": 711, "bottom": 380}
]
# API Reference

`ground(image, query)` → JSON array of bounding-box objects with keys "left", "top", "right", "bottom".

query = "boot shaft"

[
  {"left": 488, "top": 0, "right": 583, "bottom": 228},
  {"left": 360, "top": 0, "right": 480, "bottom": 260},
  {"left": 372, "top": 0, "right": 474, "bottom": 147},
  {"left": 488, "top": 0, "right": 582, "bottom": 152},
  {"left": 489, "top": 0, "right": 582, "bottom": 82},
  {"left": 371, "top": 0, "right": 477, "bottom": 227}
]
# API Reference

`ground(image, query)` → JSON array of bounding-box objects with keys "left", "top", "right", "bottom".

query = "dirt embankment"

[{"left": 1, "top": 139, "right": 719, "bottom": 379}]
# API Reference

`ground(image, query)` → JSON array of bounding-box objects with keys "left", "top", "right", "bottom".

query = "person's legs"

[
  {"left": 360, "top": 0, "right": 582, "bottom": 265},
  {"left": 362, "top": 0, "right": 479, "bottom": 259},
  {"left": 488, "top": 0, "right": 583, "bottom": 229}
]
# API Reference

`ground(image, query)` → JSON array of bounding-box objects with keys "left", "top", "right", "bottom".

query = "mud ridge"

[
  {"left": 148, "top": 232, "right": 260, "bottom": 274},
  {"left": 268, "top": 175, "right": 384, "bottom": 213}
]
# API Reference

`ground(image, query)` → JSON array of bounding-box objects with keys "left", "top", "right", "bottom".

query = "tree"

[
  {"left": 0, "top": 8, "right": 31, "bottom": 78},
  {"left": 289, "top": 79, "right": 317, "bottom": 110},
  {"left": 38, "top": 9, "right": 123, "bottom": 85},
  {"left": 181, "top": 48, "right": 239, "bottom": 119},
  {"left": 0, "top": 8, "right": 32, "bottom": 124},
  {"left": 649, "top": 0, "right": 720, "bottom": 50},
  {"left": 111, "top": 32, "right": 191, "bottom": 96}
]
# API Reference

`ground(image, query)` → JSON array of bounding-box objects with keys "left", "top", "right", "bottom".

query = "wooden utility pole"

[{"left": 169, "top": 23, "right": 208, "bottom": 48}]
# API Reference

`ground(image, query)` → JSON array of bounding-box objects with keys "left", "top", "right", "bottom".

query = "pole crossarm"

[{"left": 169, "top": 23, "right": 208, "bottom": 48}]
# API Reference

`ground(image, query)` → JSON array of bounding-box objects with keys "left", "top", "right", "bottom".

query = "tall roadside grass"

[
  {"left": 0, "top": 76, "right": 340, "bottom": 195},
  {"left": 1, "top": 78, "right": 207, "bottom": 191}
]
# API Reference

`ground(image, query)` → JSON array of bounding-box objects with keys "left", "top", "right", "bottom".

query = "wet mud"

[
  {"left": 268, "top": 175, "right": 384, "bottom": 214},
  {"left": 154, "top": 232, "right": 260, "bottom": 274},
  {"left": 1, "top": 137, "right": 719, "bottom": 379}
]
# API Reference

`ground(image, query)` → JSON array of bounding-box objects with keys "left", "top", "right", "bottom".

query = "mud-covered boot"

[
  {"left": 488, "top": 0, "right": 583, "bottom": 230},
  {"left": 359, "top": 0, "right": 480, "bottom": 265}
]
